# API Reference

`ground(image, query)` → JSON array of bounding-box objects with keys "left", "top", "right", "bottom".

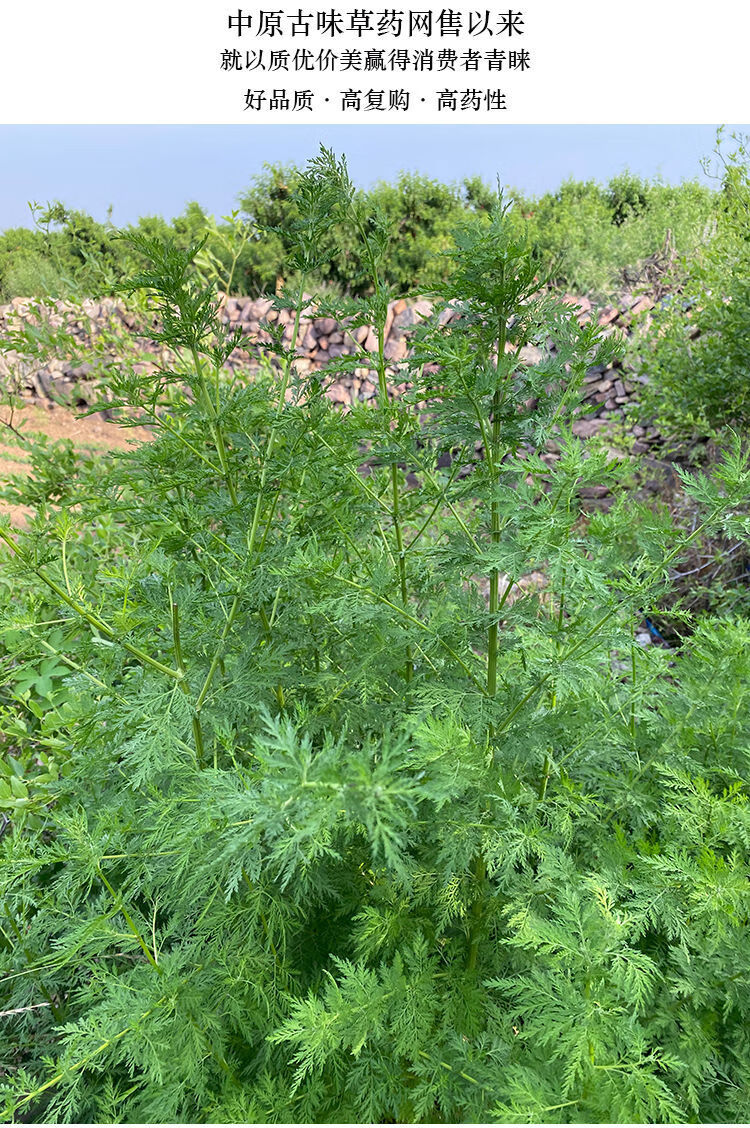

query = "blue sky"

[{"left": 0, "top": 125, "right": 742, "bottom": 231}]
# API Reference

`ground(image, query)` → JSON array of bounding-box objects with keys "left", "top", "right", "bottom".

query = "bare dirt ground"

[{"left": 0, "top": 402, "right": 152, "bottom": 525}]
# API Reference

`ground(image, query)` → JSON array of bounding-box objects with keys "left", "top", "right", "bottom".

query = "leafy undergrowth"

[{"left": 2, "top": 150, "right": 750, "bottom": 1124}]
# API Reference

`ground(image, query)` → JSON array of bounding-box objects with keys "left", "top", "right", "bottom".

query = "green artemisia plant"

[{"left": 2, "top": 149, "right": 750, "bottom": 1124}]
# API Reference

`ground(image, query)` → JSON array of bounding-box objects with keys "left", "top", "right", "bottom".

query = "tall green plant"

[{"left": 2, "top": 150, "right": 750, "bottom": 1124}]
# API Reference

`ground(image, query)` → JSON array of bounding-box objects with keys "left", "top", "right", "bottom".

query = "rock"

[
  {"left": 629, "top": 296, "right": 654, "bottom": 316},
  {"left": 519, "top": 344, "right": 543, "bottom": 365},
  {"left": 252, "top": 297, "right": 274, "bottom": 319},
  {"left": 393, "top": 303, "right": 430, "bottom": 331},
  {"left": 0, "top": 284, "right": 673, "bottom": 455},
  {"left": 67, "top": 363, "right": 95, "bottom": 379},
  {"left": 579, "top": 485, "right": 611, "bottom": 499},
  {"left": 438, "top": 305, "right": 458, "bottom": 325},
  {"left": 598, "top": 306, "right": 620, "bottom": 326},
  {"left": 384, "top": 336, "right": 408, "bottom": 362},
  {"left": 325, "top": 384, "right": 350, "bottom": 405},
  {"left": 35, "top": 371, "right": 74, "bottom": 401},
  {"left": 572, "top": 418, "right": 608, "bottom": 438}
]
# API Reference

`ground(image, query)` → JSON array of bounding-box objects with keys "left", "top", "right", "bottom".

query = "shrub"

[
  {"left": 1, "top": 159, "right": 718, "bottom": 305},
  {"left": 2, "top": 149, "right": 750, "bottom": 1123},
  {"left": 515, "top": 174, "right": 715, "bottom": 298},
  {"left": 634, "top": 131, "right": 750, "bottom": 438}
]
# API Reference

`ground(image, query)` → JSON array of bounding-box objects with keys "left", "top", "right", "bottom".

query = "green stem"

[
  {"left": 0, "top": 529, "right": 184, "bottom": 683},
  {"left": 258, "top": 603, "right": 286, "bottom": 709},
  {"left": 170, "top": 594, "right": 205, "bottom": 763},
  {"left": 630, "top": 627, "right": 637, "bottom": 743},
  {"left": 537, "top": 569, "right": 566, "bottom": 800},
  {"left": 195, "top": 595, "right": 240, "bottom": 712},
  {"left": 348, "top": 200, "right": 413, "bottom": 683},
  {"left": 196, "top": 281, "right": 305, "bottom": 711},
  {"left": 13, "top": 1001, "right": 167, "bottom": 1114},
  {"left": 316, "top": 432, "right": 393, "bottom": 515},
  {"left": 538, "top": 753, "right": 551, "bottom": 800},
  {"left": 391, "top": 465, "right": 412, "bottom": 682},
  {"left": 375, "top": 315, "right": 413, "bottom": 682},
  {"left": 487, "top": 303, "right": 508, "bottom": 697},
  {"left": 336, "top": 573, "right": 487, "bottom": 694},
  {"left": 466, "top": 855, "right": 487, "bottom": 972},
  {"left": 247, "top": 277, "right": 308, "bottom": 562},
  {"left": 97, "top": 867, "right": 163, "bottom": 976},
  {"left": 190, "top": 346, "right": 239, "bottom": 508},
  {"left": 3, "top": 908, "right": 64, "bottom": 1022},
  {"left": 145, "top": 407, "right": 224, "bottom": 476}
]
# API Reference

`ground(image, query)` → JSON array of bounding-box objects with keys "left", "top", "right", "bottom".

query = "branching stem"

[
  {"left": 0, "top": 528, "right": 184, "bottom": 683},
  {"left": 487, "top": 297, "right": 508, "bottom": 698},
  {"left": 169, "top": 592, "right": 205, "bottom": 762}
]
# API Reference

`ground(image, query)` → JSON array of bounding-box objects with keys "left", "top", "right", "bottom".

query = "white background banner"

[{"left": 0, "top": 1, "right": 748, "bottom": 124}]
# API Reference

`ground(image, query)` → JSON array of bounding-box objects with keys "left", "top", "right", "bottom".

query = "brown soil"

[{"left": 0, "top": 401, "right": 152, "bottom": 525}]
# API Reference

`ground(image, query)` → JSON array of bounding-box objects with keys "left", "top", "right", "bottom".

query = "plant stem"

[
  {"left": 170, "top": 594, "right": 205, "bottom": 762},
  {"left": 13, "top": 1000, "right": 167, "bottom": 1114},
  {"left": 538, "top": 753, "right": 551, "bottom": 800},
  {"left": 0, "top": 529, "right": 184, "bottom": 683},
  {"left": 348, "top": 199, "right": 413, "bottom": 683},
  {"left": 195, "top": 595, "right": 240, "bottom": 712},
  {"left": 190, "top": 345, "right": 239, "bottom": 508},
  {"left": 466, "top": 855, "right": 487, "bottom": 972},
  {"left": 470, "top": 294, "right": 510, "bottom": 973},
  {"left": 375, "top": 319, "right": 413, "bottom": 682},
  {"left": 3, "top": 907, "right": 64, "bottom": 1021},
  {"left": 97, "top": 867, "right": 163, "bottom": 976},
  {"left": 487, "top": 303, "right": 508, "bottom": 697},
  {"left": 248, "top": 277, "right": 308, "bottom": 559},
  {"left": 336, "top": 574, "right": 486, "bottom": 694}
]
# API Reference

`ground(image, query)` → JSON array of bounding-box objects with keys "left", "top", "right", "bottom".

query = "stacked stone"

[
  {"left": 0, "top": 291, "right": 661, "bottom": 455},
  {"left": 218, "top": 294, "right": 435, "bottom": 405},
  {"left": 560, "top": 292, "right": 660, "bottom": 452}
]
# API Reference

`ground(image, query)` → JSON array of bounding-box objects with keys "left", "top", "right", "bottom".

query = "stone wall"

[{"left": 0, "top": 290, "right": 662, "bottom": 450}]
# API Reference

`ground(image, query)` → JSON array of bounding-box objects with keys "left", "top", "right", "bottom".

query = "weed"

[{"left": 1, "top": 149, "right": 750, "bottom": 1124}]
